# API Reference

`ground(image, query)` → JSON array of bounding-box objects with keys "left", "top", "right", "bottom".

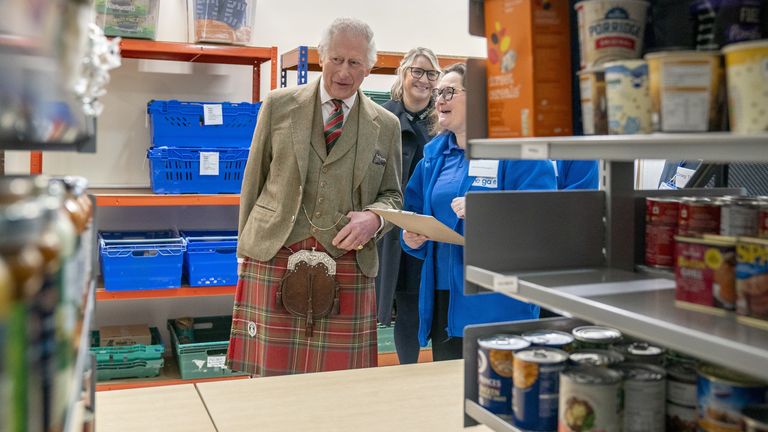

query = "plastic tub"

[
  {"left": 181, "top": 230, "right": 238, "bottom": 287},
  {"left": 147, "top": 147, "right": 249, "bottom": 194},
  {"left": 723, "top": 39, "right": 768, "bottom": 133},
  {"left": 575, "top": 0, "right": 649, "bottom": 68},
  {"left": 167, "top": 315, "right": 248, "bottom": 379},
  {"left": 99, "top": 230, "right": 185, "bottom": 291},
  {"left": 604, "top": 59, "right": 652, "bottom": 134}
]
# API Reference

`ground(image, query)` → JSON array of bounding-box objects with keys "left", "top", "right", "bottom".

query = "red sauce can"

[
  {"left": 645, "top": 198, "right": 680, "bottom": 268},
  {"left": 678, "top": 197, "right": 722, "bottom": 237}
]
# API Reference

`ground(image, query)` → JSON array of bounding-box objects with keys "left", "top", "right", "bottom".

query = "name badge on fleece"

[{"left": 468, "top": 160, "right": 499, "bottom": 177}]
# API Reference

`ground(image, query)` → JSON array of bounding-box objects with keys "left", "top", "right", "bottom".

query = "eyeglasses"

[
  {"left": 432, "top": 86, "right": 465, "bottom": 102},
  {"left": 408, "top": 67, "right": 440, "bottom": 81}
]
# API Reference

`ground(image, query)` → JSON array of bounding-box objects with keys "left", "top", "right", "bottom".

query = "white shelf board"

[
  {"left": 465, "top": 400, "right": 523, "bottom": 432},
  {"left": 467, "top": 133, "right": 768, "bottom": 162},
  {"left": 466, "top": 266, "right": 768, "bottom": 381}
]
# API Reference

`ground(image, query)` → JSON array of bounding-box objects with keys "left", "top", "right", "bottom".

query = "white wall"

[{"left": 4, "top": 0, "right": 486, "bottom": 184}]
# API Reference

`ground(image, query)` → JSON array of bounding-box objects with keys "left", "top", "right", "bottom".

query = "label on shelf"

[
  {"left": 492, "top": 274, "right": 519, "bottom": 295},
  {"left": 200, "top": 152, "right": 220, "bottom": 176},
  {"left": 521, "top": 143, "right": 549, "bottom": 160},
  {"left": 207, "top": 355, "right": 226, "bottom": 368},
  {"left": 203, "top": 104, "right": 224, "bottom": 125}
]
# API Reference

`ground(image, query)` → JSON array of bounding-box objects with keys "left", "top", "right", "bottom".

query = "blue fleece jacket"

[
  {"left": 555, "top": 160, "right": 599, "bottom": 190},
  {"left": 401, "top": 132, "right": 558, "bottom": 346}
]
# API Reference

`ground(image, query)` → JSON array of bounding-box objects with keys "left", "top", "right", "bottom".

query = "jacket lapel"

[
  {"left": 353, "top": 92, "right": 380, "bottom": 190},
  {"left": 290, "top": 80, "right": 321, "bottom": 187}
]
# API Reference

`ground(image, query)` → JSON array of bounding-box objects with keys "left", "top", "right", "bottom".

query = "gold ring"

[{"left": 356, "top": 244, "right": 364, "bottom": 251}]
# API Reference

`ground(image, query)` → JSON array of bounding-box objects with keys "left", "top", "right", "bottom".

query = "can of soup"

[
  {"left": 613, "top": 341, "right": 666, "bottom": 365},
  {"left": 720, "top": 196, "right": 760, "bottom": 237},
  {"left": 668, "top": 362, "right": 699, "bottom": 407},
  {"left": 569, "top": 349, "right": 625, "bottom": 367},
  {"left": 667, "top": 401, "right": 698, "bottom": 432},
  {"left": 477, "top": 334, "right": 531, "bottom": 418},
  {"left": 512, "top": 348, "right": 569, "bottom": 431},
  {"left": 614, "top": 363, "right": 667, "bottom": 432},
  {"left": 678, "top": 197, "right": 722, "bottom": 237},
  {"left": 559, "top": 366, "right": 623, "bottom": 432},
  {"left": 522, "top": 329, "right": 575, "bottom": 352}
]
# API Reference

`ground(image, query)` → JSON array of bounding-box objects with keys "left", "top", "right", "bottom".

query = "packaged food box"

[
  {"left": 187, "top": 0, "right": 255, "bottom": 45},
  {"left": 96, "top": 0, "right": 159, "bottom": 40},
  {"left": 99, "top": 324, "right": 152, "bottom": 347},
  {"left": 484, "top": 0, "right": 573, "bottom": 138}
]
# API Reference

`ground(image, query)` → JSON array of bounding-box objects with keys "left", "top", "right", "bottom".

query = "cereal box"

[{"left": 484, "top": 0, "right": 573, "bottom": 138}]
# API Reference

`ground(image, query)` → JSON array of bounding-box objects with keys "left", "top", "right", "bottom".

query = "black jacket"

[{"left": 375, "top": 99, "right": 433, "bottom": 325}]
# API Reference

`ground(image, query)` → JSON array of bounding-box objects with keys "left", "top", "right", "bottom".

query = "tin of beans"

[
  {"left": 512, "top": 348, "right": 569, "bottom": 431},
  {"left": 571, "top": 325, "right": 622, "bottom": 349},
  {"left": 477, "top": 334, "right": 530, "bottom": 418},
  {"left": 522, "top": 329, "right": 575, "bottom": 352}
]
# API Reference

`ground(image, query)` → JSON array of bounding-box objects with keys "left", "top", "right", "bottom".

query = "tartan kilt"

[{"left": 226, "top": 238, "right": 378, "bottom": 376}]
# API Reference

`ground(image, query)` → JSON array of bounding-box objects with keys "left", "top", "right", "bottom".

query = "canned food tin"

[
  {"left": 675, "top": 235, "right": 737, "bottom": 311},
  {"left": 613, "top": 341, "right": 666, "bottom": 365},
  {"left": 569, "top": 349, "right": 625, "bottom": 367},
  {"left": 679, "top": 197, "right": 722, "bottom": 237},
  {"left": 571, "top": 326, "right": 622, "bottom": 349},
  {"left": 647, "top": 197, "right": 680, "bottom": 226},
  {"left": 578, "top": 67, "right": 609, "bottom": 135},
  {"left": 667, "top": 401, "right": 698, "bottom": 432},
  {"left": 645, "top": 197, "right": 681, "bottom": 268},
  {"left": 559, "top": 366, "right": 623, "bottom": 432},
  {"left": 697, "top": 364, "right": 768, "bottom": 432},
  {"left": 522, "top": 330, "right": 575, "bottom": 352},
  {"left": 759, "top": 203, "right": 768, "bottom": 239},
  {"left": 736, "top": 237, "right": 768, "bottom": 321},
  {"left": 668, "top": 362, "right": 698, "bottom": 407},
  {"left": 604, "top": 59, "right": 652, "bottom": 134},
  {"left": 513, "top": 348, "right": 569, "bottom": 431},
  {"left": 743, "top": 404, "right": 768, "bottom": 432},
  {"left": 720, "top": 196, "right": 760, "bottom": 237},
  {"left": 477, "top": 334, "right": 531, "bottom": 418},
  {"left": 614, "top": 363, "right": 667, "bottom": 432}
]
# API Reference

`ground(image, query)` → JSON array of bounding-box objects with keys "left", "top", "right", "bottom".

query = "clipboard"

[{"left": 369, "top": 208, "right": 465, "bottom": 245}]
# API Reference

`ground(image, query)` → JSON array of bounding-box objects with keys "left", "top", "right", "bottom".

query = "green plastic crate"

[
  {"left": 363, "top": 90, "right": 391, "bottom": 106},
  {"left": 377, "top": 325, "right": 395, "bottom": 354},
  {"left": 96, "top": 358, "right": 164, "bottom": 381},
  {"left": 90, "top": 327, "right": 165, "bottom": 364},
  {"left": 167, "top": 315, "right": 248, "bottom": 380}
]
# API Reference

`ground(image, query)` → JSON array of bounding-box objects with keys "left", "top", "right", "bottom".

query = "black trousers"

[
  {"left": 394, "top": 290, "right": 420, "bottom": 364},
  {"left": 430, "top": 290, "right": 463, "bottom": 361}
]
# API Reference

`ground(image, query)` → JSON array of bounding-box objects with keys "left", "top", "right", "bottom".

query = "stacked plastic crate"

[
  {"left": 146, "top": 99, "right": 260, "bottom": 194},
  {"left": 89, "top": 327, "right": 165, "bottom": 381}
]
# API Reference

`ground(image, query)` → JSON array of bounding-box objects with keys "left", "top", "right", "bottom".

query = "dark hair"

[{"left": 430, "top": 63, "right": 467, "bottom": 136}]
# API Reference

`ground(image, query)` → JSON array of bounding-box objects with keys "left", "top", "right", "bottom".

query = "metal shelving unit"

[
  {"left": 92, "top": 188, "right": 240, "bottom": 207},
  {"left": 63, "top": 279, "right": 96, "bottom": 432},
  {"left": 279, "top": 45, "right": 476, "bottom": 87},
  {"left": 462, "top": 1, "right": 768, "bottom": 430}
]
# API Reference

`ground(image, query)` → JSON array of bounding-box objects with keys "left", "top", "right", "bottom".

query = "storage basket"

[
  {"left": 181, "top": 230, "right": 238, "bottom": 287},
  {"left": 167, "top": 315, "right": 247, "bottom": 379},
  {"left": 90, "top": 327, "right": 165, "bottom": 363},
  {"left": 147, "top": 100, "right": 260, "bottom": 148},
  {"left": 147, "top": 147, "right": 249, "bottom": 194},
  {"left": 99, "top": 230, "right": 185, "bottom": 291},
  {"left": 95, "top": 358, "right": 164, "bottom": 381}
]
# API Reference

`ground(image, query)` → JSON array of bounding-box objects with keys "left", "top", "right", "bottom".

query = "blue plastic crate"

[
  {"left": 99, "top": 231, "right": 185, "bottom": 291},
  {"left": 147, "top": 99, "right": 260, "bottom": 148},
  {"left": 181, "top": 230, "right": 238, "bottom": 287},
  {"left": 147, "top": 147, "right": 249, "bottom": 194}
]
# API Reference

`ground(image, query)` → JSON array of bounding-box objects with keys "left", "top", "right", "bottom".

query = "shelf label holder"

[{"left": 521, "top": 143, "right": 549, "bottom": 159}]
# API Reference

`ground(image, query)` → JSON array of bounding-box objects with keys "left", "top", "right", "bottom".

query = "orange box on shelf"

[{"left": 484, "top": 0, "right": 573, "bottom": 138}]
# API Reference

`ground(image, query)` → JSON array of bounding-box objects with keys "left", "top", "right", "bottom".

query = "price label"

[
  {"left": 200, "top": 152, "right": 219, "bottom": 176},
  {"left": 203, "top": 104, "right": 224, "bottom": 125},
  {"left": 492, "top": 274, "right": 519, "bottom": 295},
  {"left": 207, "top": 355, "right": 226, "bottom": 368},
  {"left": 521, "top": 143, "right": 549, "bottom": 159}
]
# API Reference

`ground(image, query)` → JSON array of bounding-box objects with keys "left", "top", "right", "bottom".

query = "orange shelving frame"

[
  {"left": 96, "top": 285, "right": 236, "bottom": 301},
  {"left": 92, "top": 189, "right": 240, "bottom": 207}
]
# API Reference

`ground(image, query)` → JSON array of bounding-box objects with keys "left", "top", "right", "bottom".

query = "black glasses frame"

[
  {"left": 408, "top": 67, "right": 440, "bottom": 82},
  {"left": 432, "top": 86, "right": 465, "bottom": 102}
]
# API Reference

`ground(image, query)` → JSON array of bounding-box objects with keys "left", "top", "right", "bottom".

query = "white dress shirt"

[{"left": 319, "top": 78, "right": 357, "bottom": 126}]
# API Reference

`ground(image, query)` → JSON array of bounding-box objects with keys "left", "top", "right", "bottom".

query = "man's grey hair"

[{"left": 317, "top": 18, "right": 377, "bottom": 69}]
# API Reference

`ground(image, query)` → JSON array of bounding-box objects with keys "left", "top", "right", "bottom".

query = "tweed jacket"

[{"left": 237, "top": 78, "right": 403, "bottom": 277}]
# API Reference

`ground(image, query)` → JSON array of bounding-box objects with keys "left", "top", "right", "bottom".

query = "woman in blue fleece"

[{"left": 401, "top": 63, "right": 557, "bottom": 360}]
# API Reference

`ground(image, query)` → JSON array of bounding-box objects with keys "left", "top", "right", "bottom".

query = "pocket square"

[{"left": 373, "top": 152, "right": 387, "bottom": 166}]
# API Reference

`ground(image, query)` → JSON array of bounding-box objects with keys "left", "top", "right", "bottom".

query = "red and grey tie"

[{"left": 324, "top": 99, "right": 344, "bottom": 152}]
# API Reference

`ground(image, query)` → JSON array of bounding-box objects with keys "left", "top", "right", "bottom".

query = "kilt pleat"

[{"left": 226, "top": 238, "right": 378, "bottom": 376}]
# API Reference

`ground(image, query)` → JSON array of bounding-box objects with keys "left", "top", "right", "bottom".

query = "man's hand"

[
  {"left": 403, "top": 230, "right": 429, "bottom": 249},
  {"left": 332, "top": 210, "right": 381, "bottom": 251}
]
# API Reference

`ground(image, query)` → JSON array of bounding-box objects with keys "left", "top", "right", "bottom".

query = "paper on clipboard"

[{"left": 369, "top": 208, "right": 464, "bottom": 245}]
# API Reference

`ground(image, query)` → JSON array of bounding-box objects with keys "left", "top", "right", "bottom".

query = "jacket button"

[
  {"left": 322, "top": 167, "right": 328, "bottom": 173},
  {"left": 318, "top": 197, "right": 324, "bottom": 203},
  {"left": 315, "top": 212, "right": 321, "bottom": 217},
  {"left": 290, "top": 215, "right": 295, "bottom": 222}
]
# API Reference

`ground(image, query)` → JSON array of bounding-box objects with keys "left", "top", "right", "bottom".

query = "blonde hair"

[
  {"left": 318, "top": 18, "right": 377, "bottom": 68},
  {"left": 390, "top": 47, "right": 441, "bottom": 101}
]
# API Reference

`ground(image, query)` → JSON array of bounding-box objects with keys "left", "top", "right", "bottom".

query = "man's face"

[{"left": 321, "top": 32, "right": 371, "bottom": 100}]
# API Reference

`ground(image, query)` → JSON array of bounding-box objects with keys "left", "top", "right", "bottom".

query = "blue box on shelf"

[
  {"left": 147, "top": 146, "right": 249, "bottom": 194},
  {"left": 99, "top": 230, "right": 185, "bottom": 291},
  {"left": 181, "top": 230, "right": 238, "bottom": 287},
  {"left": 147, "top": 99, "right": 260, "bottom": 148}
]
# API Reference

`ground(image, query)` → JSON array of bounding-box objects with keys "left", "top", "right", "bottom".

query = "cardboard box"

[
  {"left": 484, "top": 0, "right": 573, "bottom": 138},
  {"left": 99, "top": 324, "right": 152, "bottom": 347}
]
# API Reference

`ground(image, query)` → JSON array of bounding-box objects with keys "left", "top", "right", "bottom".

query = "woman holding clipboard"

[{"left": 400, "top": 63, "right": 557, "bottom": 360}]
